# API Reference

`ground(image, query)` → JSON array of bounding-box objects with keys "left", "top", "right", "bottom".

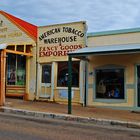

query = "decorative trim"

[
  {"left": 87, "top": 27, "right": 140, "bottom": 37},
  {"left": 93, "top": 99, "right": 126, "bottom": 103},
  {"left": 93, "top": 65, "right": 127, "bottom": 104},
  {"left": 135, "top": 64, "right": 140, "bottom": 108}
]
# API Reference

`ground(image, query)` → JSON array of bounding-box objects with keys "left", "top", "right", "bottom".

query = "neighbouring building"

[
  {"left": 69, "top": 28, "right": 140, "bottom": 110},
  {"left": 0, "top": 11, "right": 37, "bottom": 104}
]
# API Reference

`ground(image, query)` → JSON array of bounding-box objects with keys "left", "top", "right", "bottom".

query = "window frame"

[
  {"left": 41, "top": 64, "right": 52, "bottom": 84},
  {"left": 57, "top": 61, "right": 80, "bottom": 88},
  {"left": 6, "top": 53, "right": 26, "bottom": 86},
  {"left": 94, "top": 65, "right": 126, "bottom": 101}
]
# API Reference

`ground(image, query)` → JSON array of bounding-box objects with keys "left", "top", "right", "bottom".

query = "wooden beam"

[
  {"left": 0, "top": 50, "right": 6, "bottom": 106},
  {"left": 5, "top": 49, "right": 33, "bottom": 56}
]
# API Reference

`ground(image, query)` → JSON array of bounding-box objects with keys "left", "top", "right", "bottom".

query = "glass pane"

[
  {"left": 96, "top": 68, "right": 124, "bottom": 99},
  {"left": 57, "top": 61, "right": 79, "bottom": 87},
  {"left": 26, "top": 45, "right": 32, "bottom": 53},
  {"left": 42, "top": 65, "right": 51, "bottom": 83},
  {"left": 6, "top": 54, "right": 26, "bottom": 86},
  {"left": 16, "top": 45, "right": 24, "bottom": 52},
  {"left": 16, "top": 55, "right": 26, "bottom": 85},
  {"left": 7, "top": 54, "right": 16, "bottom": 85},
  {"left": 6, "top": 45, "right": 15, "bottom": 50}
]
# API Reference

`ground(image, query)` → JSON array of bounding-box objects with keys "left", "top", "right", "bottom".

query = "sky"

[{"left": 1, "top": 0, "right": 140, "bottom": 33}]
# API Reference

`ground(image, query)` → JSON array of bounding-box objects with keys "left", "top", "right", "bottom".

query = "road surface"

[{"left": 0, "top": 113, "right": 140, "bottom": 140}]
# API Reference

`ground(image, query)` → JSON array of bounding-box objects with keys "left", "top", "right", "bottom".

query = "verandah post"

[{"left": 68, "top": 56, "right": 72, "bottom": 114}]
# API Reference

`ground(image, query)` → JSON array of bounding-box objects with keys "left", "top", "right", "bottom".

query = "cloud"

[{"left": 1, "top": 0, "right": 140, "bottom": 32}]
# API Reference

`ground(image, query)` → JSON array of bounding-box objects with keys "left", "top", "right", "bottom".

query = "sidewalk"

[{"left": 2, "top": 98, "right": 140, "bottom": 128}]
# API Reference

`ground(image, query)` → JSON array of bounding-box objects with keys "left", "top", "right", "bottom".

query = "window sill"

[
  {"left": 6, "top": 85, "right": 25, "bottom": 88},
  {"left": 56, "top": 87, "right": 80, "bottom": 90},
  {"left": 93, "top": 98, "right": 126, "bottom": 103}
]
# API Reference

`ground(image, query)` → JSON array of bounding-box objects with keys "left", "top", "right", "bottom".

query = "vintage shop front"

[
  {"left": 1, "top": 10, "right": 140, "bottom": 111},
  {"left": 36, "top": 21, "right": 87, "bottom": 104},
  {"left": 0, "top": 11, "right": 37, "bottom": 104},
  {"left": 69, "top": 29, "right": 140, "bottom": 110}
]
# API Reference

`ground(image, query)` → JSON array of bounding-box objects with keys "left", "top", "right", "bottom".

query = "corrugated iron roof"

[
  {"left": 68, "top": 44, "right": 140, "bottom": 57},
  {"left": 0, "top": 11, "right": 37, "bottom": 41}
]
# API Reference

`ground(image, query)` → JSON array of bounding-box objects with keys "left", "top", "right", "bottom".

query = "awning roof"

[
  {"left": 68, "top": 44, "right": 140, "bottom": 58},
  {"left": 0, "top": 43, "right": 7, "bottom": 50}
]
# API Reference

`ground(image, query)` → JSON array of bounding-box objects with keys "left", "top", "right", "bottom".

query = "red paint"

[{"left": 0, "top": 10, "right": 37, "bottom": 41}]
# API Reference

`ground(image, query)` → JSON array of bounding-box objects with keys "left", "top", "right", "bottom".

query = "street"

[{"left": 0, "top": 113, "right": 140, "bottom": 140}]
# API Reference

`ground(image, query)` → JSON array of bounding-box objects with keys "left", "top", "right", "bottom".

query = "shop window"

[
  {"left": 7, "top": 54, "right": 26, "bottom": 86},
  {"left": 96, "top": 68, "right": 124, "bottom": 99},
  {"left": 16, "top": 45, "right": 24, "bottom": 52},
  {"left": 57, "top": 61, "right": 79, "bottom": 87},
  {"left": 26, "top": 45, "right": 32, "bottom": 53},
  {"left": 42, "top": 65, "right": 51, "bottom": 83},
  {"left": 6, "top": 45, "right": 15, "bottom": 50}
]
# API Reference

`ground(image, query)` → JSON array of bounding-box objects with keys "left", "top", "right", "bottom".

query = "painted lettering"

[
  {"left": 44, "top": 36, "right": 77, "bottom": 45},
  {"left": 39, "top": 44, "right": 83, "bottom": 57},
  {"left": 39, "top": 28, "right": 61, "bottom": 41}
]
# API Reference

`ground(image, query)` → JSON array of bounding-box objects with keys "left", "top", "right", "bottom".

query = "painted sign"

[
  {"left": 0, "top": 19, "right": 22, "bottom": 39},
  {"left": 0, "top": 14, "right": 34, "bottom": 44},
  {"left": 38, "top": 21, "right": 86, "bottom": 59}
]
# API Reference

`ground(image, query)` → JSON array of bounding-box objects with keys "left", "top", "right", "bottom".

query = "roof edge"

[
  {"left": 0, "top": 10, "right": 37, "bottom": 41},
  {"left": 87, "top": 27, "right": 140, "bottom": 37}
]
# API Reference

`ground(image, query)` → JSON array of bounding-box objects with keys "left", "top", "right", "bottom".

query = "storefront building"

[
  {"left": 37, "top": 22, "right": 87, "bottom": 104},
  {"left": 69, "top": 28, "right": 140, "bottom": 110},
  {"left": 0, "top": 11, "right": 37, "bottom": 104},
  {"left": 0, "top": 10, "right": 140, "bottom": 111}
]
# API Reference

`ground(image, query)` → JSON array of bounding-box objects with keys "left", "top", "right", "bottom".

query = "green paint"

[
  {"left": 93, "top": 99, "right": 126, "bottom": 103},
  {"left": 68, "top": 56, "right": 72, "bottom": 114},
  {"left": 87, "top": 27, "right": 140, "bottom": 37}
]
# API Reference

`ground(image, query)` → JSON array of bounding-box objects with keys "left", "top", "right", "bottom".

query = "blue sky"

[{"left": 1, "top": 0, "right": 140, "bottom": 33}]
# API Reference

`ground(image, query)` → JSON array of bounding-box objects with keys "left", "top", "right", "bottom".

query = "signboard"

[
  {"left": 59, "top": 89, "right": 74, "bottom": 99},
  {"left": 38, "top": 21, "right": 87, "bottom": 62}
]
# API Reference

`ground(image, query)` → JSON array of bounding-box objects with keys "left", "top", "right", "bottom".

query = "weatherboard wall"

[
  {"left": 87, "top": 31, "right": 140, "bottom": 109},
  {"left": 0, "top": 13, "right": 36, "bottom": 100}
]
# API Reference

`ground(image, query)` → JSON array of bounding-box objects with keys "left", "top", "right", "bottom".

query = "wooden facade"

[
  {"left": 0, "top": 11, "right": 37, "bottom": 105},
  {"left": 0, "top": 10, "right": 139, "bottom": 111},
  {"left": 37, "top": 21, "right": 87, "bottom": 104}
]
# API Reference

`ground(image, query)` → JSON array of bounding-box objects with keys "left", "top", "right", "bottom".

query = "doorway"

[{"left": 40, "top": 64, "right": 52, "bottom": 99}]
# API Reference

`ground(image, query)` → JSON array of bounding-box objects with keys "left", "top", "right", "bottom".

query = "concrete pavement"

[{"left": 1, "top": 98, "right": 140, "bottom": 129}]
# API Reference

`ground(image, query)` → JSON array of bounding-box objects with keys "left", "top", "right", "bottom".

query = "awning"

[
  {"left": 0, "top": 43, "right": 7, "bottom": 50},
  {"left": 68, "top": 44, "right": 140, "bottom": 58}
]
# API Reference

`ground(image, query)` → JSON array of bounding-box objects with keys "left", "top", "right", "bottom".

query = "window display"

[
  {"left": 7, "top": 54, "right": 26, "bottom": 86},
  {"left": 96, "top": 68, "right": 124, "bottom": 99},
  {"left": 57, "top": 61, "right": 79, "bottom": 87}
]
